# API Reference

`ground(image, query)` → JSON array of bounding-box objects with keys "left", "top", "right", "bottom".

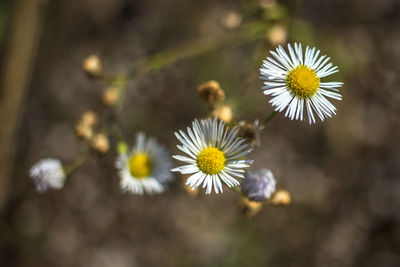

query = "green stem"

[
  {"left": 126, "top": 21, "right": 270, "bottom": 78},
  {"left": 63, "top": 152, "right": 87, "bottom": 175},
  {"left": 231, "top": 186, "right": 245, "bottom": 197},
  {"left": 261, "top": 110, "right": 277, "bottom": 126}
]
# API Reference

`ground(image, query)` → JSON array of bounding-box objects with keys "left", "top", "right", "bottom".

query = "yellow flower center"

[
  {"left": 286, "top": 65, "right": 320, "bottom": 98},
  {"left": 129, "top": 153, "right": 152, "bottom": 178},
  {"left": 197, "top": 147, "right": 226, "bottom": 175}
]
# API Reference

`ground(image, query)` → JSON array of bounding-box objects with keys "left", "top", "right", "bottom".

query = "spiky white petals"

[
  {"left": 116, "top": 133, "right": 173, "bottom": 195},
  {"left": 172, "top": 117, "right": 253, "bottom": 194},
  {"left": 260, "top": 43, "right": 343, "bottom": 124}
]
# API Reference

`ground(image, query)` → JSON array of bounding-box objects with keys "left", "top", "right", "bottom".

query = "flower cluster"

[{"left": 28, "top": 42, "right": 342, "bottom": 216}]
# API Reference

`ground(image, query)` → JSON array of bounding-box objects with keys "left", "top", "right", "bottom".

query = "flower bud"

[
  {"left": 241, "top": 169, "right": 276, "bottom": 202},
  {"left": 269, "top": 189, "right": 291, "bottom": 205},
  {"left": 117, "top": 141, "right": 129, "bottom": 155},
  {"left": 29, "top": 158, "right": 66, "bottom": 193},
  {"left": 239, "top": 198, "right": 262, "bottom": 218},
  {"left": 75, "top": 122, "right": 94, "bottom": 140},
  {"left": 267, "top": 25, "right": 287, "bottom": 46},
  {"left": 213, "top": 104, "right": 233, "bottom": 123},
  {"left": 81, "top": 111, "right": 98, "bottom": 127},
  {"left": 82, "top": 54, "right": 103, "bottom": 77},
  {"left": 102, "top": 87, "right": 119, "bottom": 106},
  {"left": 221, "top": 11, "right": 242, "bottom": 29},
  {"left": 90, "top": 134, "right": 109, "bottom": 154}
]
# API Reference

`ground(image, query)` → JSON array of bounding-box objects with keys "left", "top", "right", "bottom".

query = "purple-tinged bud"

[{"left": 241, "top": 169, "right": 276, "bottom": 202}]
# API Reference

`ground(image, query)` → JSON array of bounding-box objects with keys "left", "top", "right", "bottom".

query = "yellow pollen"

[
  {"left": 129, "top": 153, "right": 152, "bottom": 178},
  {"left": 197, "top": 147, "right": 226, "bottom": 175},
  {"left": 286, "top": 65, "right": 320, "bottom": 98}
]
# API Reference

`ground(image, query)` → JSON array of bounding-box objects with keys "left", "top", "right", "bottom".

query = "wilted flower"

[
  {"left": 172, "top": 117, "right": 253, "bottom": 194},
  {"left": 260, "top": 43, "right": 343, "bottom": 123},
  {"left": 82, "top": 54, "right": 103, "bottom": 77},
  {"left": 197, "top": 80, "right": 225, "bottom": 103},
  {"left": 29, "top": 158, "right": 66, "bottom": 192},
  {"left": 241, "top": 169, "right": 276, "bottom": 202},
  {"left": 237, "top": 119, "right": 263, "bottom": 146},
  {"left": 269, "top": 189, "right": 291, "bottom": 205},
  {"left": 116, "top": 133, "right": 173, "bottom": 195},
  {"left": 213, "top": 104, "right": 233, "bottom": 123},
  {"left": 90, "top": 133, "right": 110, "bottom": 154}
]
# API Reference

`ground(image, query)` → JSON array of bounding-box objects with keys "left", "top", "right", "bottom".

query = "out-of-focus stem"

[
  {"left": 231, "top": 186, "right": 245, "bottom": 197},
  {"left": 261, "top": 110, "right": 277, "bottom": 126},
  {"left": 127, "top": 21, "right": 270, "bottom": 78},
  {"left": 63, "top": 151, "right": 88, "bottom": 175}
]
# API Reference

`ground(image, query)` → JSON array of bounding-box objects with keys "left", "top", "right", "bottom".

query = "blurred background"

[{"left": 1, "top": 0, "right": 400, "bottom": 266}]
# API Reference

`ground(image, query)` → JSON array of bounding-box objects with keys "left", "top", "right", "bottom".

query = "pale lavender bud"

[
  {"left": 29, "top": 158, "right": 66, "bottom": 193},
  {"left": 241, "top": 169, "right": 276, "bottom": 202}
]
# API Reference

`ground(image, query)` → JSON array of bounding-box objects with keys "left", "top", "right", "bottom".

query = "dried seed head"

[
  {"left": 269, "top": 189, "right": 291, "bottom": 205},
  {"left": 197, "top": 80, "right": 225, "bottom": 103},
  {"left": 82, "top": 55, "right": 103, "bottom": 77},
  {"left": 239, "top": 197, "right": 262, "bottom": 218},
  {"left": 237, "top": 120, "right": 263, "bottom": 147},
  {"left": 91, "top": 134, "right": 109, "bottom": 154},
  {"left": 102, "top": 87, "right": 119, "bottom": 106}
]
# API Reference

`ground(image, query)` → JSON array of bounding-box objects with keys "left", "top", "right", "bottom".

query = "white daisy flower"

[
  {"left": 172, "top": 117, "right": 253, "bottom": 194},
  {"left": 29, "top": 158, "right": 66, "bottom": 193},
  {"left": 260, "top": 43, "right": 343, "bottom": 123},
  {"left": 116, "top": 133, "right": 173, "bottom": 195}
]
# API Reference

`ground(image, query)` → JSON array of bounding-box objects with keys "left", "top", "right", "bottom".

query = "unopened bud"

[
  {"left": 242, "top": 169, "right": 276, "bottom": 202},
  {"left": 75, "top": 121, "right": 94, "bottom": 140},
  {"left": 221, "top": 11, "right": 242, "bottom": 29},
  {"left": 117, "top": 141, "right": 129, "bottom": 155},
  {"left": 239, "top": 198, "right": 262, "bottom": 218},
  {"left": 267, "top": 25, "right": 287, "bottom": 46},
  {"left": 91, "top": 134, "right": 109, "bottom": 154},
  {"left": 81, "top": 111, "right": 98, "bottom": 127},
  {"left": 82, "top": 55, "right": 103, "bottom": 77},
  {"left": 213, "top": 104, "right": 233, "bottom": 123},
  {"left": 269, "top": 189, "right": 291, "bottom": 205},
  {"left": 102, "top": 87, "right": 119, "bottom": 106}
]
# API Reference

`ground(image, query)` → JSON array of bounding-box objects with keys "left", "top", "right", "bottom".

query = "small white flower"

[
  {"left": 116, "top": 133, "right": 173, "bottom": 195},
  {"left": 29, "top": 158, "right": 66, "bottom": 193},
  {"left": 241, "top": 169, "right": 276, "bottom": 202},
  {"left": 260, "top": 43, "right": 343, "bottom": 123},
  {"left": 172, "top": 117, "right": 253, "bottom": 194}
]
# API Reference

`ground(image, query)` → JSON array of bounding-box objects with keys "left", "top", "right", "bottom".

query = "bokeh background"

[{"left": 1, "top": 0, "right": 400, "bottom": 266}]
